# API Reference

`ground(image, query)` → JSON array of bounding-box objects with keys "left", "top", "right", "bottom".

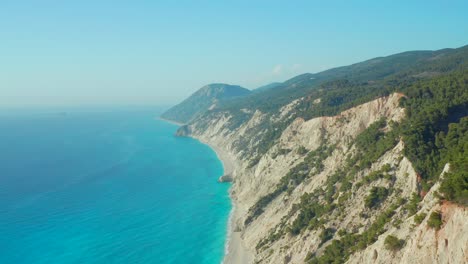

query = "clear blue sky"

[{"left": 1, "top": 0, "right": 467, "bottom": 107}]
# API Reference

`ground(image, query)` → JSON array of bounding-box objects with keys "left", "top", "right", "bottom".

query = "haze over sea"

[{"left": 0, "top": 107, "right": 230, "bottom": 264}]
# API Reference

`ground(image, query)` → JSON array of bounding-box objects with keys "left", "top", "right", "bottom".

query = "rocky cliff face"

[
  {"left": 349, "top": 168, "right": 468, "bottom": 264},
  {"left": 181, "top": 93, "right": 467, "bottom": 263}
]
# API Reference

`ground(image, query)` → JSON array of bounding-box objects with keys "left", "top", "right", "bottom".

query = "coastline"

[
  {"left": 157, "top": 117, "right": 186, "bottom": 126},
  {"left": 160, "top": 117, "right": 253, "bottom": 264},
  {"left": 195, "top": 138, "right": 253, "bottom": 264}
]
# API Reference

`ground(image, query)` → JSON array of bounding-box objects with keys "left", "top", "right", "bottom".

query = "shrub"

[
  {"left": 365, "top": 187, "right": 389, "bottom": 208},
  {"left": 381, "top": 163, "right": 392, "bottom": 172},
  {"left": 383, "top": 173, "right": 393, "bottom": 181},
  {"left": 405, "top": 193, "right": 421, "bottom": 215},
  {"left": 272, "top": 148, "right": 291, "bottom": 159},
  {"left": 337, "top": 229, "right": 348, "bottom": 237},
  {"left": 440, "top": 170, "right": 468, "bottom": 206},
  {"left": 297, "top": 146, "right": 308, "bottom": 155},
  {"left": 319, "top": 228, "right": 336, "bottom": 245},
  {"left": 392, "top": 219, "right": 403, "bottom": 228},
  {"left": 427, "top": 211, "right": 443, "bottom": 230},
  {"left": 339, "top": 180, "right": 352, "bottom": 192},
  {"left": 384, "top": 235, "right": 405, "bottom": 251},
  {"left": 414, "top": 212, "right": 427, "bottom": 225}
]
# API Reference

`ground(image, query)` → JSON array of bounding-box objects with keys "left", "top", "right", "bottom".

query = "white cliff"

[{"left": 184, "top": 93, "right": 467, "bottom": 264}]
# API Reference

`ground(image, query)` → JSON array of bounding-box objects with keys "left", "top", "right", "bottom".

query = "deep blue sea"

[{"left": 0, "top": 108, "right": 231, "bottom": 264}]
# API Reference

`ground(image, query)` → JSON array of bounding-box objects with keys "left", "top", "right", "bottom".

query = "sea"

[{"left": 0, "top": 107, "right": 231, "bottom": 264}]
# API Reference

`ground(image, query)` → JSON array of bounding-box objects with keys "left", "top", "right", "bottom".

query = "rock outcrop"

[
  {"left": 175, "top": 125, "right": 191, "bottom": 137},
  {"left": 218, "top": 174, "right": 233, "bottom": 183}
]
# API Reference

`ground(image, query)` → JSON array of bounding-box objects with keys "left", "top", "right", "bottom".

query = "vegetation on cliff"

[
  {"left": 161, "top": 83, "right": 251, "bottom": 123},
  {"left": 398, "top": 71, "right": 467, "bottom": 203},
  {"left": 171, "top": 45, "right": 467, "bottom": 263},
  {"left": 384, "top": 235, "right": 405, "bottom": 251},
  {"left": 245, "top": 143, "right": 334, "bottom": 225}
]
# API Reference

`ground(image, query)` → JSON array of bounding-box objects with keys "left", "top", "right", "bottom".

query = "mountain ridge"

[
  {"left": 160, "top": 83, "right": 251, "bottom": 124},
  {"left": 253, "top": 82, "right": 283, "bottom": 93}
]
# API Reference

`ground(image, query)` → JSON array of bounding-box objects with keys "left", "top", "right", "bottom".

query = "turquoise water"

[{"left": 0, "top": 108, "right": 231, "bottom": 264}]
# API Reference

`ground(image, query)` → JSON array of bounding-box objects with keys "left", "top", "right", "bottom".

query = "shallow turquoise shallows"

[{"left": 0, "top": 108, "right": 230, "bottom": 264}]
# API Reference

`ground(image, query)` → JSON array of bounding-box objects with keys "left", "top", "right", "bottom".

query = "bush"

[
  {"left": 414, "top": 212, "right": 427, "bottom": 225},
  {"left": 297, "top": 146, "right": 308, "bottom": 155},
  {"left": 384, "top": 235, "right": 405, "bottom": 251},
  {"left": 365, "top": 187, "right": 389, "bottom": 208},
  {"left": 337, "top": 229, "right": 348, "bottom": 237},
  {"left": 381, "top": 163, "right": 392, "bottom": 172},
  {"left": 427, "top": 211, "right": 443, "bottom": 230},
  {"left": 392, "top": 219, "right": 403, "bottom": 228},
  {"left": 440, "top": 168, "right": 468, "bottom": 206},
  {"left": 272, "top": 148, "right": 292, "bottom": 159},
  {"left": 319, "top": 228, "right": 336, "bottom": 245},
  {"left": 405, "top": 193, "right": 421, "bottom": 215}
]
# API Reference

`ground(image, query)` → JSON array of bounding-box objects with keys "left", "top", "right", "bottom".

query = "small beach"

[{"left": 196, "top": 138, "right": 254, "bottom": 264}]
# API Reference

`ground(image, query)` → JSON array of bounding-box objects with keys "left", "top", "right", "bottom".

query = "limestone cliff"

[{"left": 181, "top": 93, "right": 467, "bottom": 264}]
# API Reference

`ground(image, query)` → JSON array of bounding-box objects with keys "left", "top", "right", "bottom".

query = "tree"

[{"left": 427, "top": 211, "right": 443, "bottom": 230}]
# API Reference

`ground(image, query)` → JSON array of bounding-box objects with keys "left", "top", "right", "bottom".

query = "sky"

[{"left": 1, "top": 0, "right": 467, "bottom": 107}]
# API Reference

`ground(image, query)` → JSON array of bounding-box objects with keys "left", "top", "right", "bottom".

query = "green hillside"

[
  {"left": 161, "top": 83, "right": 251, "bottom": 123},
  {"left": 183, "top": 45, "right": 468, "bottom": 206}
]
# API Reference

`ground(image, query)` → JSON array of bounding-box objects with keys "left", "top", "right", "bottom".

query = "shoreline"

[
  {"left": 194, "top": 138, "right": 252, "bottom": 264},
  {"left": 159, "top": 117, "right": 252, "bottom": 263},
  {"left": 157, "top": 117, "right": 186, "bottom": 126}
]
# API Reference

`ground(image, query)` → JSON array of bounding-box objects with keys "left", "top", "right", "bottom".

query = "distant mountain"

[
  {"left": 253, "top": 82, "right": 282, "bottom": 93},
  {"left": 219, "top": 45, "right": 468, "bottom": 113},
  {"left": 161, "top": 83, "right": 251, "bottom": 124}
]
